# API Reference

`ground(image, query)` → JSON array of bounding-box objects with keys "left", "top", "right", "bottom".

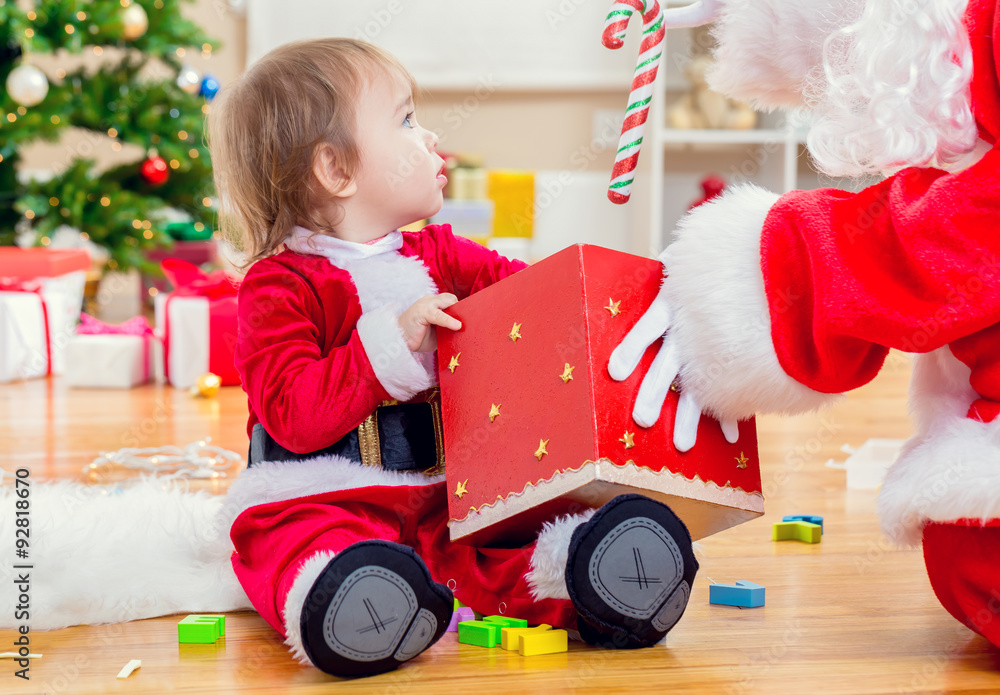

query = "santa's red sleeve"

[
  {"left": 235, "top": 257, "right": 391, "bottom": 454},
  {"left": 404, "top": 223, "right": 529, "bottom": 299},
  {"left": 764, "top": 147, "right": 1000, "bottom": 398},
  {"left": 663, "top": 146, "right": 1000, "bottom": 424}
]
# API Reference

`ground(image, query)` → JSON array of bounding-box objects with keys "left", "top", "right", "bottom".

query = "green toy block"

[
  {"left": 772, "top": 520, "right": 822, "bottom": 544},
  {"left": 483, "top": 615, "right": 528, "bottom": 629},
  {"left": 457, "top": 620, "right": 501, "bottom": 648},
  {"left": 178, "top": 614, "right": 226, "bottom": 644}
]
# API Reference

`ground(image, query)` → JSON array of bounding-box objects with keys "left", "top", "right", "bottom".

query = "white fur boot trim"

[
  {"left": 878, "top": 414, "right": 1000, "bottom": 547},
  {"left": 525, "top": 509, "right": 596, "bottom": 600},
  {"left": 281, "top": 550, "right": 337, "bottom": 667},
  {"left": 664, "top": 184, "right": 840, "bottom": 421}
]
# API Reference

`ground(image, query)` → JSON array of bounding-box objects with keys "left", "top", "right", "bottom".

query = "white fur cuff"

[
  {"left": 878, "top": 416, "right": 1000, "bottom": 547},
  {"left": 356, "top": 304, "right": 434, "bottom": 401},
  {"left": 282, "top": 550, "right": 337, "bottom": 666},
  {"left": 525, "top": 509, "right": 596, "bottom": 600},
  {"left": 664, "top": 184, "right": 840, "bottom": 421}
]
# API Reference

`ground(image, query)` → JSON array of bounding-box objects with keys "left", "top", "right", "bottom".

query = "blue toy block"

[
  {"left": 783, "top": 515, "right": 824, "bottom": 533},
  {"left": 709, "top": 581, "right": 765, "bottom": 608}
]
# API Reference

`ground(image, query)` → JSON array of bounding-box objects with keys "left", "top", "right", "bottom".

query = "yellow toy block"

[
  {"left": 519, "top": 629, "right": 568, "bottom": 656},
  {"left": 500, "top": 624, "right": 551, "bottom": 651},
  {"left": 772, "top": 520, "right": 822, "bottom": 543}
]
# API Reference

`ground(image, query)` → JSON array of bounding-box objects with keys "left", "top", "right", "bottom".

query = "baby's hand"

[{"left": 399, "top": 293, "right": 463, "bottom": 352}]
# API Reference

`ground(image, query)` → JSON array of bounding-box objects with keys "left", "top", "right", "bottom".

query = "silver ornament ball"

[
  {"left": 6, "top": 64, "right": 49, "bottom": 107},
  {"left": 122, "top": 4, "right": 149, "bottom": 41}
]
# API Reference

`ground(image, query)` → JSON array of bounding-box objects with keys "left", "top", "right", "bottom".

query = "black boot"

[
  {"left": 299, "top": 540, "right": 453, "bottom": 677},
  {"left": 565, "top": 494, "right": 698, "bottom": 648}
]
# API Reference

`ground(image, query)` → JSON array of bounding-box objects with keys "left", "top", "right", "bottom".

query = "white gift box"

[
  {"left": 154, "top": 293, "right": 211, "bottom": 390},
  {"left": 0, "top": 291, "right": 50, "bottom": 382},
  {"left": 64, "top": 333, "right": 163, "bottom": 389}
]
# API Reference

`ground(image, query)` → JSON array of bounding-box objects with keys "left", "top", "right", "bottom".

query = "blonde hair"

[{"left": 208, "top": 38, "right": 416, "bottom": 267}]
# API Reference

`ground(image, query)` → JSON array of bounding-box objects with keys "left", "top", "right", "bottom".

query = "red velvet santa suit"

[
  {"left": 655, "top": 0, "right": 1000, "bottom": 649},
  {"left": 225, "top": 224, "right": 583, "bottom": 666}
]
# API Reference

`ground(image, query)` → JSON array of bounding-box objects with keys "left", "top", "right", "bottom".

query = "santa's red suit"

[
  {"left": 226, "top": 225, "right": 588, "bottom": 666},
  {"left": 643, "top": 0, "right": 1000, "bottom": 647}
]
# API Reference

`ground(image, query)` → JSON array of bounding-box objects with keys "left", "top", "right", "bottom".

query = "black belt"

[{"left": 248, "top": 390, "right": 446, "bottom": 475}]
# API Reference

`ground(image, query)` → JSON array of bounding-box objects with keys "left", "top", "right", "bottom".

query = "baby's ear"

[{"left": 312, "top": 144, "right": 357, "bottom": 198}]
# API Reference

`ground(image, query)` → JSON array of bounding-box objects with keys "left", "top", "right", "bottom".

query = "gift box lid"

[{"left": 0, "top": 247, "right": 91, "bottom": 280}]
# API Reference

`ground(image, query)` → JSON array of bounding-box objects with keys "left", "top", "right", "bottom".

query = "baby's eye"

[{"left": 403, "top": 112, "right": 415, "bottom": 128}]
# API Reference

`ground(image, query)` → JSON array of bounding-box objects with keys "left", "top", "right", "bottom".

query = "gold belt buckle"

[{"left": 356, "top": 388, "right": 446, "bottom": 475}]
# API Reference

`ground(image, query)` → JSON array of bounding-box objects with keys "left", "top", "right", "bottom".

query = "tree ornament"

[
  {"left": 176, "top": 66, "right": 202, "bottom": 95},
  {"left": 199, "top": 75, "right": 220, "bottom": 101},
  {"left": 191, "top": 373, "right": 222, "bottom": 398},
  {"left": 140, "top": 156, "right": 169, "bottom": 186},
  {"left": 122, "top": 4, "right": 149, "bottom": 41},
  {"left": 6, "top": 65, "right": 49, "bottom": 107}
]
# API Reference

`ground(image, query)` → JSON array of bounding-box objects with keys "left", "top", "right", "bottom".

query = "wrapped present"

[
  {"left": 0, "top": 248, "right": 90, "bottom": 382},
  {"left": 144, "top": 240, "right": 219, "bottom": 302},
  {"left": 153, "top": 259, "right": 240, "bottom": 390},
  {"left": 65, "top": 314, "right": 160, "bottom": 388},
  {"left": 438, "top": 244, "right": 763, "bottom": 546}
]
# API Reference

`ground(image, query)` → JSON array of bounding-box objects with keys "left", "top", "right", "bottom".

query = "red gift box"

[
  {"left": 438, "top": 244, "right": 763, "bottom": 546},
  {"left": 0, "top": 247, "right": 91, "bottom": 279},
  {"left": 153, "top": 259, "right": 240, "bottom": 389}
]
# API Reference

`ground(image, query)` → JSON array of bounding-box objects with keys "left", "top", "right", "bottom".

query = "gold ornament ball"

[
  {"left": 192, "top": 373, "right": 222, "bottom": 398},
  {"left": 6, "top": 65, "right": 49, "bottom": 107},
  {"left": 122, "top": 4, "right": 149, "bottom": 41}
]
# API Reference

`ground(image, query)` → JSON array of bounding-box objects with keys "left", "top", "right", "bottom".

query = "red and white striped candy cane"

[{"left": 603, "top": 0, "right": 665, "bottom": 205}]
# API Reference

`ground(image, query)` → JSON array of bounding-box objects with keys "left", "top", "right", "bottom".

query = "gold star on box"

[
  {"left": 509, "top": 323, "right": 522, "bottom": 342},
  {"left": 489, "top": 403, "right": 501, "bottom": 422},
  {"left": 534, "top": 439, "right": 549, "bottom": 461},
  {"left": 448, "top": 353, "right": 461, "bottom": 373},
  {"left": 559, "top": 363, "right": 575, "bottom": 384},
  {"left": 604, "top": 298, "right": 622, "bottom": 317},
  {"left": 735, "top": 452, "right": 749, "bottom": 469},
  {"left": 455, "top": 479, "right": 469, "bottom": 499},
  {"left": 619, "top": 431, "right": 635, "bottom": 449}
]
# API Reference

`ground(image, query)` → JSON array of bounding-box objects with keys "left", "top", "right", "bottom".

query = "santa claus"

[{"left": 615, "top": 0, "right": 1000, "bottom": 647}]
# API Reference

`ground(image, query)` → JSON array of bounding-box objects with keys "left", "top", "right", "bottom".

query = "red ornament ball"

[{"left": 140, "top": 156, "right": 169, "bottom": 186}]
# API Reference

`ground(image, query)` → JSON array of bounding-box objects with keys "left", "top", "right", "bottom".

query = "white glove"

[{"left": 607, "top": 280, "right": 740, "bottom": 452}]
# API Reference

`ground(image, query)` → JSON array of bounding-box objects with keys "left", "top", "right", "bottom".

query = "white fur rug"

[{"left": 0, "top": 477, "right": 250, "bottom": 630}]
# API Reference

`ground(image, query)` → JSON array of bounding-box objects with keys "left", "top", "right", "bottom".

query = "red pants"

[
  {"left": 230, "top": 481, "right": 577, "bottom": 636},
  {"left": 923, "top": 519, "right": 1000, "bottom": 648}
]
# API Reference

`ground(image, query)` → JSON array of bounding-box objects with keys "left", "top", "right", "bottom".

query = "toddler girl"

[{"left": 210, "top": 37, "right": 697, "bottom": 679}]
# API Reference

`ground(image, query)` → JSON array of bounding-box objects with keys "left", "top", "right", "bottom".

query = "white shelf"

[{"left": 659, "top": 128, "right": 792, "bottom": 145}]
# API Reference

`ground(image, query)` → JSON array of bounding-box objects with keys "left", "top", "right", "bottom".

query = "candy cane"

[{"left": 603, "top": 0, "right": 665, "bottom": 205}]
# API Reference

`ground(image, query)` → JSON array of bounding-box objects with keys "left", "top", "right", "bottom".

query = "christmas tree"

[{"left": 0, "top": 0, "right": 219, "bottom": 272}]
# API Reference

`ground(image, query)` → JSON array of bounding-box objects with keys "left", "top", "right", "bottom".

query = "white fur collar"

[{"left": 284, "top": 224, "right": 440, "bottom": 394}]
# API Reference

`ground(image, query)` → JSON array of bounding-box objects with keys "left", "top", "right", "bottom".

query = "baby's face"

[{"left": 350, "top": 72, "right": 447, "bottom": 229}]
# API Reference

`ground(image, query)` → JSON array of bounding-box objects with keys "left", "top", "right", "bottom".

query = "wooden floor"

[{"left": 2, "top": 350, "right": 1000, "bottom": 694}]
